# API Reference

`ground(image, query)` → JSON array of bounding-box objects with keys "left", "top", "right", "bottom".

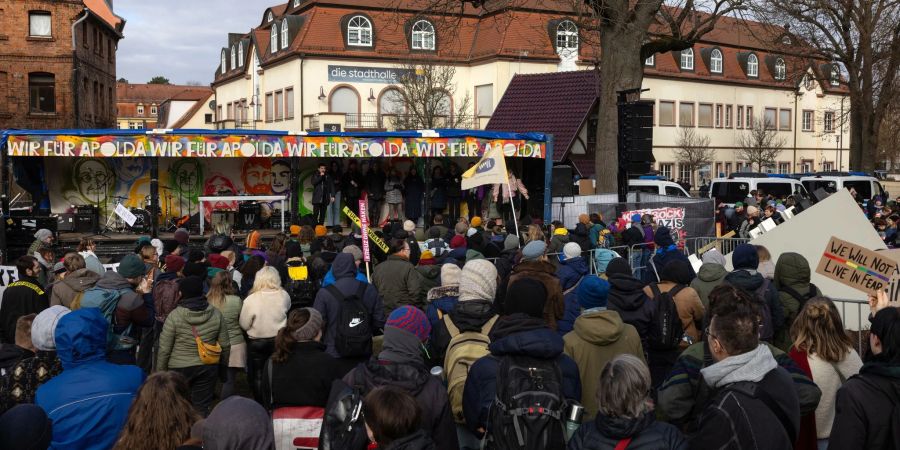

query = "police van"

[
  {"left": 627, "top": 176, "right": 691, "bottom": 197},
  {"left": 800, "top": 172, "right": 887, "bottom": 201},
  {"left": 708, "top": 173, "right": 808, "bottom": 206}
]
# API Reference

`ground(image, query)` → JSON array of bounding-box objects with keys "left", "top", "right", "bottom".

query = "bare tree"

[
  {"left": 674, "top": 128, "right": 716, "bottom": 185},
  {"left": 387, "top": 61, "right": 473, "bottom": 130},
  {"left": 877, "top": 102, "right": 900, "bottom": 170},
  {"left": 747, "top": 0, "right": 900, "bottom": 171},
  {"left": 738, "top": 114, "right": 785, "bottom": 172}
]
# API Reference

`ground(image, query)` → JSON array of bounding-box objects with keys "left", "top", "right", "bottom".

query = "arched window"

[
  {"left": 270, "top": 24, "right": 278, "bottom": 53},
  {"left": 221, "top": 50, "right": 226, "bottom": 74},
  {"left": 281, "top": 18, "right": 289, "bottom": 49},
  {"left": 330, "top": 86, "right": 359, "bottom": 114},
  {"left": 710, "top": 49, "right": 723, "bottom": 73},
  {"left": 347, "top": 16, "right": 373, "bottom": 46},
  {"left": 379, "top": 88, "right": 405, "bottom": 115},
  {"left": 556, "top": 20, "right": 578, "bottom": 52},
  {"left": 747, "top": 53, "right": 759, "bottom": 77},
  {"left": 267, "top": 11, "right": 273, "bottom": 22},
  {"left": 230, "top": 46, "right": 236, "bottom": 71},
  {"left": 830, "top": 66, "right": 840, "bottom": 86},
  {"left": 774, "top": 58, "right": 786, "bottom": 80},
  {"left": 411, "top": 20, "right": 435, "bottom": 50},
  {"left": 680, "top": 48, "right": 694, "bottom": 70},
  {"left": 238, "top": 41, "right": 244, "bottom": 67}
]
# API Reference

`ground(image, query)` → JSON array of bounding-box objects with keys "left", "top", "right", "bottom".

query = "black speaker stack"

[
  {"left": 551, "top": 165, "right": 575, "bottom": 197},
  {"left": 75, "top": 205, "right": 99, "bottom": 233}
]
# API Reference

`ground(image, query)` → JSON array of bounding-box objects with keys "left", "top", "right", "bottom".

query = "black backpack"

[
  {"left": 319, "top": 379, "right": 368, "bottom": 450},
  {"left": 780, "top": 284, "right": 818, "bottom": 309},
  {"left": 753, "top": 279, "right": 776, "bottom": 343},
  {"left": 327, "top": 282, "right": 372, "bottom": 358},
  {"left": 648, "top": 283, "right": 686, "bottom": 351},
  {"left": 486, "top": 355, "right": 569, "bottom": 450},
  {"left": 286, "top": 260, "right": 318, "bottom": 311}
]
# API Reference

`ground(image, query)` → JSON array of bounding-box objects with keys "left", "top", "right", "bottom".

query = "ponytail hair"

[
  {"left": 790, "top": 297, "right": 854, "bottom": 363},
  {"left": 272, "top": 308, "right": 323, "bottom": 363}
]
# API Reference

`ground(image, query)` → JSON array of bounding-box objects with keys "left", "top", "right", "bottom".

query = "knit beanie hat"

[
  {"left": 207, "top": 254, "right": 228, "bottom": 270},
  {"left": 174, "top": 228, "right": 190, "bottom": 244},
  {"left": 471, "top": 216, "right": 483, "bottom": 228},
  {"left": 419, "top": 250, "right": 436, "bottom": 265},
  {"left": 0, "top": 404, "right": 53, "bottom": 450},
  {"left": 660, "top": 260, "right": 695, "bottom": 285},
  {"left": 117, "top": 254, "right": 149, "bottom": 279},
  {"left": 285, "top": 241, "right": 303, "bottom": 259},
  {"left": 631, "top": 214, "right": 642, "bottom": 223},
  {"left": 594, "top": 248, "right": 617, "bottom": 274},
  {"left": 504, "top": 234, "right": 520, "bottom": 251},
  {"left": 183, "top": 262, "right": 207, "bottom": 279},
  {"left": 577, "top": 275, "right": 610, "bottom": 310},
  {"left": 292, "top": 308, "right": 323, "bottom": 341},
  {"left": 179, "top": 276, "right": 205, "bottom": 299},
  {"left": 386, "top": 306, "right": 431, "bottom": 342},
  {"left": 605, "top": 258, "right": 632, "bottom": 277},
  {"left": 440, "top": 264, "right": 462, "bottom": 287},
  {"left": 732, "top": 243, "right": 759, "bottom": 270},
  {"left": 505, "top": 278, "right": 547, "bottom": 319},
  {"left": 701, "top": 249, "right": 727, "bottom": 266},
  {"left": 459, "top": 259, "right": 498, "bottom": 302},
  {"left": 403, "top": 220, "right": 416, "bottom": 232},
  {"left": 654, "top": 227, "right": 675, "bottom": 248},
  {"left": 465, "top": 249, "right": 484, "bottom": 262},
  {"left": 34, "top": 229, "right": 53, "bottom": 242},
  {"left": 521, "top": 240, "right": 547, "bottom": 261},
  {"left": 342, "top": 244, "right": 362, "bottom": 262},
  {"left": 165, "top": 254, "right": 185, "bottom": 273},
  {"left": 562, "top": 242, "right": 581, "bottom": 261},
  {"left": 290, "top": 224, "right": 301, "bottom": 237},
  {"left": 31, "top": 305, "right": 70, "bottom": 351},
  {"left": 450, "top": 235, "right": 467, "bottom": 249},
  {"left": 315, "top": 225, "right": 327, "bottom": 237}
]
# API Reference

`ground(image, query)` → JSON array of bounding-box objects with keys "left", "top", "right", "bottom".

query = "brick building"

[
  {"left": 0, "top": 0, "right": 125, "bottom": 130},
  {"left": 116, "top": 82, "right": 212, "bottom": 129}
]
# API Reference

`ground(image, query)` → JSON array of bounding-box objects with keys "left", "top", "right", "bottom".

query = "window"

[
  {"left": 680, "top": 48, "right": 694, "bottom": 70},
  {"left": 221, "top": 51, "right": 226, "bottom": 74},
  {"left": 778, "top": 162, "right": 791, "bottom": 174},
  {"left": 645, "top": 54, "right": 654, "bottom": 66},
  {"left": 271, "top": 24, "right": 278, "bottom": 53},
  {"left": 205, "top": 113, "right": 214, "bottom": 124},
  {"left": 226, "top": 102, "right": 232, "bottom": 120},
  {"left": 659, "top": 163, "right": 673, "bottom": 180},
  {"left": 724, "top": 163, "right": 732, "bottom": 176},
  {"left": 412, "top": 20, "right": 436, "bottom": 50},
  {"left": 725, "top": 105, "right": 733, "bottom": 128},
  {"left": 779, "top": 109, "right": 791, "bottom": 131},
  {"left": 294, "top": 0, "right": 301, "bottom": 6},
  {"left": 83, "top": 23, "right": 89, "bottom": 47},
  {"left": 556, "top": 20, "right": 578, "bottom": 53},
  {"left": 658, "top": 101, "right": 675, "bottom": 126},
  {"left": 801, "top": 160, "right": 813, "bottom": 173},
  {"left": 267, "top": 11, "right": 274, "bottom": 22},
  {"left": 698, "top": 103, "right": 713, "bottom": 127},
  {"left": 802, "top": 110, "right": 813, "bottom": 131},
  {"left": 274, "top": 90, "right": 284, "bottom": 120},
  {"left": 230, "top": 46, "right": 236, "bottom": 70},
  {"left": 265, "top": 93, "right": 274, "bottom": 121},
  {"left": 746, "top": 106, "right": 754, "bottom": 128},
  {"left": 774, "top": 58, "right": 786, "bottom": 80},
  {"left": 150, "top": 105, "right": 157, "bottom": 116},
  {"left": 830, "top": 66, "right": 840, "bottom": 86},
  {"left": 238, "top": 42, "right": 244, "bottom": 67},
  {"left": 281, "top": 18, "right": 289, "bottom": 49},
  {"left": 710, "top": 49, "right": 723, "bottom": 73},
  {"left": 679, "top": 102, "right": 694, "bottom": 127},
  {"left": 824, "top": 111, "right": 835, "bottom": 133},
  {"left": 285, "top": 88, "right": 294, "bottom": 119},
  {"left": 679, "top": 165, "right": 694, "bottom": 186},
  {"left": 747, "top": 54, "right": 759, "bottom": 77},
  {"left": 330, "top": 86, "right": 359, "bottom": 114},
  {"left": 137, "top": 105, "right": 144, "bottom": 116},
  {"left": 764, "top": 107, "right": 777, "bottom": 129},
  {"left": 29, "top": 12, "right": 51, "bottom": 37},
  {"left": 715, "top": 104, "right": 723, "bottom": 127},
  {"left": 475, "top": 84, "right": 493, "bottom": 116},
  {"left": 216, "top": 105, "right": 222, "bottom": 121},
  {"left": 822, "top": 161, "right": 834, "bottom": 171},
  {"left": 379, "top": 88, "right": 404, "bottom": 115},
  {"left": 347, "top": 16, "right": 373, "bottom": 47},
  {"left": 736, "top": 105, "right": 744, "bottom": 128}
]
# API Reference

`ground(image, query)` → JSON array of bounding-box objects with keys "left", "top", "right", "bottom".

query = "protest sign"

[
  {"left": 621, "top": 206, "right": 687, "bottom": 240},
  {"left": 343, "top": 206, "right": 389, "bottom": 253},
  {"left": 359, "top": 200, "right": 371, "bottom": 263},
  {"left": 815, "top": 236, "right": 898, "bottom": 296}
]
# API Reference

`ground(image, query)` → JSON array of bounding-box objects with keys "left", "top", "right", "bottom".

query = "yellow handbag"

[{"left": 191, "top": 325, "right": 222, "bottom": 365}]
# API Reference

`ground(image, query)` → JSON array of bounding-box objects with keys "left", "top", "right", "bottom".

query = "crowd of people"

[{"left": 0, "top": 210, "right": 897, "bottom": 450}]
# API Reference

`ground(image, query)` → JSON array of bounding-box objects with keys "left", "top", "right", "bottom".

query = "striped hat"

[{"left": 386, "top": 306, "right": 431, "bottom": 342}]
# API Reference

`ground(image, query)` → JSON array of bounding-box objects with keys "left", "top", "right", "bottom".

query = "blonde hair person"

[
  {"left": 239, "top": 265, "right": 291, "bottom": 403},
  {"left": 756, "top": 245, "right": 775, "bottom": 280},
  {"left": 248, "top": 266, "right": 282, "bottom": 296},
  {"left": 790, "top": 297, "right": 863, "bottom": 446},
  {"left": 569, "top": 355, "right": 687, "bottom": 449},
  {"left": 525, "top": 224, "right": 545, "bottom": 245}
]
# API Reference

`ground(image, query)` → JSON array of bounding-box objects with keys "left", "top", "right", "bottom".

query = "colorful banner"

[
  {"left": 6, "top": 134, "right": 546, "bottom": 159},
  {"left": 621, "top": 207, "right": 688, "bottom": 240}
]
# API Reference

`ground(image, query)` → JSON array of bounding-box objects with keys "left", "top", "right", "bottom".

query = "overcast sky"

[{"left": 115, "top": 0, "right": 270, "bottom": 85}]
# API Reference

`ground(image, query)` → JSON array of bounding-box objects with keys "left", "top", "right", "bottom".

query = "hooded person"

[
  {"left": 645, "top": 226, "right": 694, "bottom": 284},
  {"left": 723, "top": 243, "right": 783, "bottom": 343},
  {"left": 202, "top": 396, "right": 275, "bottom": 450},
  {"left": 35, "top": 308, "right": 144, "bottom": 450},
  {"left": 425, "top": 264, "right": 462, "bottom": 330},
  {"left": 463, "top": 278, "right": 581, "bottom": 438},
  {"left": 548, "top": 223, "right": 571, "bottom": 256},
  {"left": 416, "top": 250, "right": 442, "bottom": 295},
  {"left": 28, "top": 229, "right": 54, "bottom": 257},
  {"left": 49, "top": 254, "right": 100, "bottom": 309},
  {"left": 0, "top": 306, "right": 68, "bottom": 413},
  {"left": 313, "top": 253, "right": 386, "bottom": 361},
  {"left": 563, "top": 275, "right": 645, "bottom": 419},
  {"left": 342, "top": 306, "right": 459, "bottom": 450},
  {"left": 0, "top": 404, "right": 53, "bottom": 450},
  {"left": 772, "top": 252, "right": 822, "bottom": 352},
  {"left": 428, "top": 260, "right": 498, "bottom": 365},
  {"left": 504, "top": 240, "right": 565, "bottom": 332},
  {"left": 321, "top": 245, "right": 369, "bottom": 288},
  {"left": 691, "top": 249, "right": 729, "bottom": 310},
  {"left": 605, "top": 257, "right": 655, "bottom": 351},
  {"left": 556, "top": 242, "right": 589, "bottom": 336}
]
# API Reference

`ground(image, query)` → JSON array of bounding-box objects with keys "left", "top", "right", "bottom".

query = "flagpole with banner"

[{"left": 461, "top": 146, "right": 520, "bottom": 240}]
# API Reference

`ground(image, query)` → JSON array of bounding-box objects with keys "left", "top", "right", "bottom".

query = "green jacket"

[
  {"left": 417, "top": 265, "right": 441, "bottom": 296},
  {"left": 690, "top": 263, "right": 728, "bottom": 310},
  {"left": 372, "top": 255, "right": 424, "bottom": 313},
  {"left": 213, "top": 294, "right": 244, "bottom": 347},
  {"left": 773, "top": 252, "right": 821, "bottom": 352},
  {"left": 157, "top": 299, "right": 230, "bottom": 370}
]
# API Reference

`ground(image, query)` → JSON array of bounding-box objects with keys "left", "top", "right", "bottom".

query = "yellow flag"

[{"left": 461, "top": 145, "right": 509, "bottom": 190}]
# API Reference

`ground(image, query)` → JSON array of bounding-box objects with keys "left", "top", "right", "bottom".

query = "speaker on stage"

[
  {"left": 552, "top": 165, "right": 575, "bottom": 197},
  {"left": 237, "top": 203, "right": 261, "bottom": 230}
]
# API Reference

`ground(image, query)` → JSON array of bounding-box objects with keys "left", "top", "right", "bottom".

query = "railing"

[{"left": 305, "top": 113, "right": 484, "bottom": 131}]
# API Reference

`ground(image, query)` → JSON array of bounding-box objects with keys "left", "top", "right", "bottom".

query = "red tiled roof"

[
  {"left": 83, "top": 0, "right": 123, "bottom": 31},
  {"left": 485, "top": 70, "right": 599, "bottom": 164},
  {"left": 116, "top": 83, "right": 212, "bottom": 103}
]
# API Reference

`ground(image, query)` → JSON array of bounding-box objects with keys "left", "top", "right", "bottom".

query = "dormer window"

[
  {"left": 347, "top": 16, "right": 373, "bottom": 47},
  {"left": 680, "top": 48, "right": 694, "bottom": 70},
  {"left": 710, "top": 49, "right": 723, "bottom": 73},
  {"left": 555, "top": 20, "right": 578, "bottom": 53},
  {"left": 747, "top": 53, "right": 759, "bottom": 77},
  {"left": 230, "top": 46, "right": 236, "bottom": 70},
  {"left": 293, "top": 0, "right": 301, "bottom": 6},
  {"left": 830, "top": 66, "right": 840, "bottom": 86},
  {"left": 774, "top": 58, "right": 786, "bottom": 80},
  {"left": 281, "top": 19, "right": 289, "bottom": 48},
  {"left": 411, "top": 20, "right": 435, "bottom": 50},
  {"left": 271, "top": 24, "right": 278, "bottom": 53},
  {"left": 781, "top": 35, "right": 792, "bottom": 45},
  {"left": 220, "top": 50, "right": 226, "bottom": 74},
  {"left": 645, "top": 54, "right": 654, "bottom": 66},
  {"left": 267, "top": 11, "right": 274, "bottom": 22},
  {"left": 238, "top": 42, "right": 244, "bottom": 67}
]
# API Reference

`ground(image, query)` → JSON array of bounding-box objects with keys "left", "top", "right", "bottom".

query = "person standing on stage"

[
  {"left": 404, "top": 165, "right": 426, "bottom": 226},
  {"left": 366, "top": 160, "right": 387, "bottom": 226},
  {"left": 311, "top": 162, "right": 334, "bottom": 226},
  {"left": 430, "top": 166, "right": 447, "bottom": 226},
  {"left": 493, "top": 170, "right": 529, "bottom": 229},
  {"left": 343, "top": 160, "right": 363, "bottom": 219},
  {"left": 326, "top": 160, "right": 343, "bottom": 227},
  {"left": 446, "top": 164, "right": 462, "bottom": 222}
]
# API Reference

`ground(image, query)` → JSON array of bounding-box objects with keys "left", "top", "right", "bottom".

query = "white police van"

[
  {"left": 709, "top": 173, "right": 808, "bottom": 206},
  {"left": 627, "top": 176, "right": 691, "bottom": 197},
  {"left": 800, "top": 172, "right": 887, "bottom": 201}
]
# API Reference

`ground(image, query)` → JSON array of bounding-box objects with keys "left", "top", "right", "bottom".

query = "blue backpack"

[{"left": 78, "top": 287, "right": 138, "bottom": 351}]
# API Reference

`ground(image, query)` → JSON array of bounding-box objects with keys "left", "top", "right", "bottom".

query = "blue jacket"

[
  {"left": 36, "top": 308, "right": 144, "bottom": 450},
  {"left": 462, "top": 315, "right": 582, "bottom": 435},
  {"left": 425, "top": 293, "right": 459, "bottom": 331},
  {"left": 313, "top": 253, "right": 386, "bottom": 358},
  {"left": 557, "top": 257, "right": 589, "bottom": 336},
  {"left": 321, "top": 267, "right": 368, "bottom": 288}
]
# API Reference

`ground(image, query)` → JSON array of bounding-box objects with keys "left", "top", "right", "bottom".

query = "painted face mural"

[
  {"left": 271, "top": 159, "right": 291, "bottom": 196},
  {"left": 73, "top": 158, "right": 114, "bottom": 203},
  {"left": 169, "top": 159, "right": 204, "bottom": 202},
  {"left": 112, "top": 157, "right": 150, "bottom": 184},
  {"left": 242, "top": 158, "right": 272, "bottom": 195},
  {"left": 203, "top": 173, "right": 239, "bottom": 220}
]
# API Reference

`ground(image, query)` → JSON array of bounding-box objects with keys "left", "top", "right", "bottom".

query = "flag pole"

[{"left": 506, "top": 173, "right": 521, "bottom": 241}]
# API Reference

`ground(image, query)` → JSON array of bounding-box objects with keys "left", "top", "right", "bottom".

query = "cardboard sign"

[
  {"left": 342, "top": 206, "right": 389, "bottom": 253},
  {"left": 815, "top": 236, "right": 899, "bottom": 295},
  {"left": 359, "top": 200, "right": 371, "bottom": 263},
  {"left": 114, "top": 203, "right": 137, "bottom": 227}
]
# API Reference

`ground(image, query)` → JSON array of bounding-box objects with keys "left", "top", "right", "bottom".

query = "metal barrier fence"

[{"left": 683, "top": 237, "right": 752, "bottom": 256}]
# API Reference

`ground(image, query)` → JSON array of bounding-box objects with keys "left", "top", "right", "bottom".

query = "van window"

[
  {"left": 665, "top": 186, "right": 688, "bottom": 197},
  {"left": 804, "top": 180, "right": 838, "bottom": 193},
  {"left": 876, "top": 182, "right": 887, "bottom": 198},
  {"left": 844, "top": 180, "right": 872, "bottom": 199},
  {"left": 711, "top": 181, "right": 749, "bottom": 203},
  {"left": 757, "top": 182, "right": 795, "bottom": 199},
  {"left": 628, "top": 185, "right": 659, "bottom": 194}
]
